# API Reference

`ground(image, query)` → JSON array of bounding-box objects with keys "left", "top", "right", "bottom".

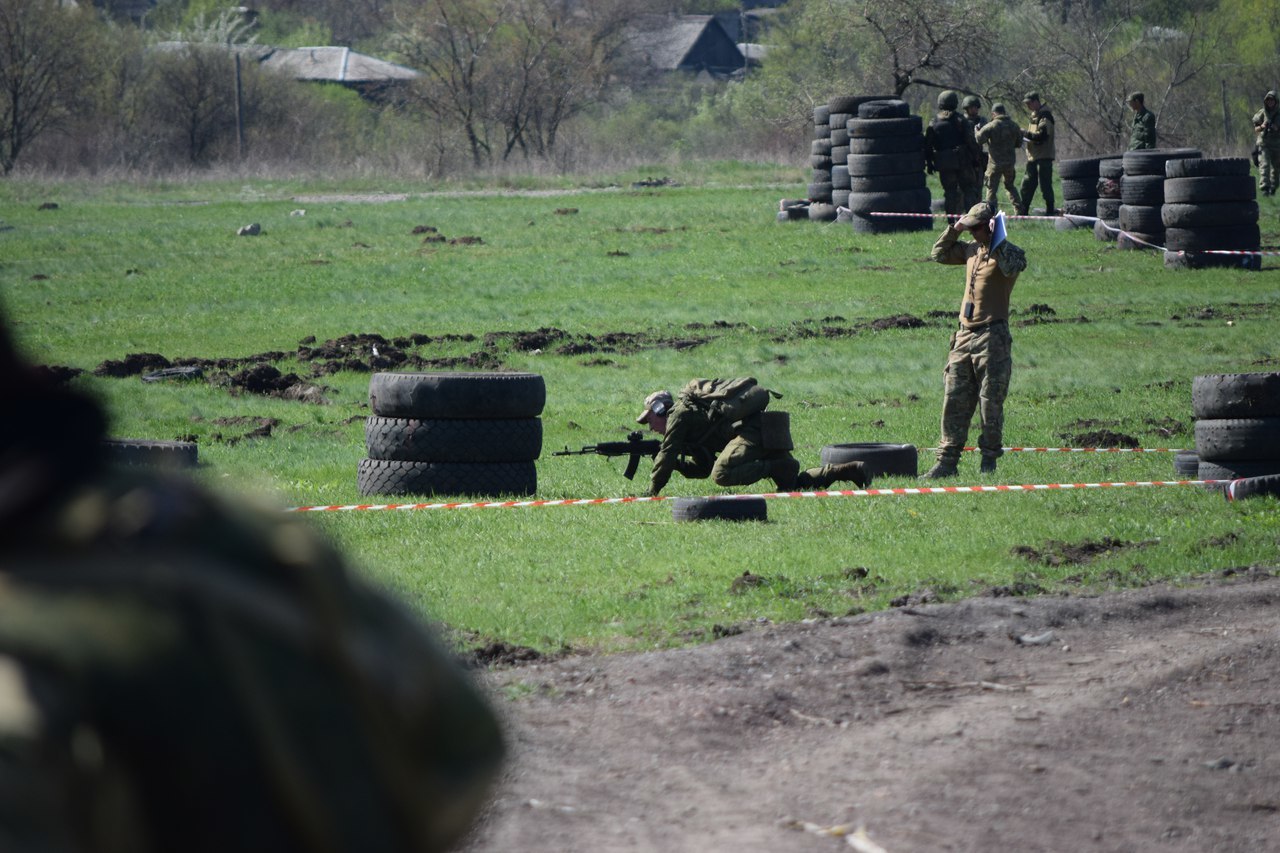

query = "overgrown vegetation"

[{"left": 3, "top": 175, "right": 1277, "bottom": 654}]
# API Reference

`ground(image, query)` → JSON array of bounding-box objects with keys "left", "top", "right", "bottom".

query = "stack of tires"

[
  {"left": 102, "top": 438, "right": 198, "bottom": 469},
  {"left": 358, "top": 371, "right": 544, "bottom": 497},
  {"left": 808, "top": 104, "right": 835, "bottom": 221},
  {"left": 843, "top": 99, "right": 932, "bottom": 234},
  {"left": 1057, "top": 157, "right": 1102, "bottom": 228},
  {"left": 1161, "top": 158, "right": 1262, "bottom": 271},
  {"left": 1093, "top": 157, "right": 1124, "bottom": 242},
  {"left": 1117, "top": 147, "right": 1200, "bottom": 250},
  {"left": 1191, "top": 373, "right": 1280, "bottom": 491}
]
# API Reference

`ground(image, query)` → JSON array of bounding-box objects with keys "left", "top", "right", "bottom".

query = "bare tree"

[
  {"left": 0, "top": 0, "right": 102, "bottom": 174},
  {"left": 857, "top": 0, "right": 994, "bottom": 99}
]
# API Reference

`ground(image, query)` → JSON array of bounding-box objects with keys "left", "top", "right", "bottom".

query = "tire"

[
  {"left": 846, "top": 116, "right": 923, "bottom": 138},
  {"left": 1225, "top": 474, "right": 1280, "bottom": 501},
  {"left": 848, "top": 212, "right": 933, "bottom": 234},
  {"left": 1094, "top": 219, "right": 1118, "bottom": 241},
  {"left": 807, "top": 181, "right": 833, "bottom": 200},
  {"left": 1165, "top": 157, "right": 1251, "bottom": 179},
  {"left": 819, "top": 442, "right": 919, "bottom": 477},
  {"left": 830, "top": 128, "right": 850, "bottom": 147},
  {"left": 846, "top": 151, "right": 925, "bottom": 176},
  {"left": 1199, "top": 460, "right": 1280, "bottom": 481},
  {"left": 1098, "top": 157, "right": 1125, "bottom": 179},
  {"left": 369, "top": 372, "right": 546, "bottom": 419},
  {"left": 831, "top": 165, "right": 850, "bottom": 189},
  {"left": 671, "top": 496, "right": 768, "bottom": 522},
  {"left": 356, "top": 458, "right": 537, "bottom": 497},
  {"left": 1193, "top": 373, "right": 1280, "bottom": 419},
  {"left": 809, "top": 155, "right": 832, "bottom": 169},
  {"left": 1122, "top": 147, "right": 1201, "bottom": 176},
  {"left": 1061, "top": 198, "right": 1098, "bottom": 217},
  {"left": 1163, "top": 225, "right": 1260, "bottom": 253},
  {"left": 813, "top": 105, "right": 830, "bottom": 125},
  {"left": 1117, "top": 231, "right": 1163, "bottom": 251},
  {"left": 1095, "top": 198, "right": 1121, "bottom": 219},
  {"left": 848, "top": 172, "right": 927, "bottom": 192},
  {"left": 845, "top": 188, "right": 931, "bottom": 215},
  {"left": 811, "top": 138, "right": 832, "bottom": 155},
  {"left": 1060, "top": 178, "right": 1097, "bottom": 200},
  {"left": 811, "top": 168, "right": 832, "bottom": 184},
  {"left": 1120, "top": 175, "right": 1165, "bottom": 206},
  {"left": 828, "top": 113, "right": 853, "bottom": 131},
  {"left": 1096, "top": 177, "right": 1122, "bottom": 199},
  {"left": 808, "top": 202, "right": 837, "bottom": 221},
  {"left": 847, "top": 135, "right": 924, "bottom": 155},
  {"left": 814, "top": 125, "right": 831, "bottom": 140},
  {"left": 365, "top": 416, "right": 543, "bottom": 463},
  {"left": 1173, "top": 450, "right": 1199, "bottom": 476},
  {"left": 829, "top": 94, "right": 895, "bottom": 114},
  {"left": 1058, "top": 157, "right": 1104, "bottom": 179},
  {"left": 1119, "top": 204, "right": 1163, "bottom": 233},
  {"left": 857, "top": 99, "right": 910, "bottom": 119},
  {"left": 102, "top": 438, "right": 198, "bottom": 469},
  {"left": 831, "top": 189, "right": 851, "bottom": 208},
  {"left": 1161, "top": 201, "right": 1259, "bottom": 229},
  {"left": 1194, "top": 418, "right": 1280, "bottom": 461},
  {"left": 830, "top": 145, "right": 850, "bottom": 163},
  {"left": 1162, "top": 176, "right": 1256, "bottom": 204}
]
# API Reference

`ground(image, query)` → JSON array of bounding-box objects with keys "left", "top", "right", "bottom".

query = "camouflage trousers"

[
  {"left": 936, "top": 321, "right": 1012, "bottom": 463},
  {"left": 985, "top": 162, "right": 1022, "bottom": 213},
  {"left": 1258, "top": 143, "right": 1280, "bottom": 193},
  {"left": 939, "top": 169, "right": 980, "bottom": 216},
  {"left": 710, "top": 418, "right": 823, "bottom": 489},
  {"left": 1019, "top": 159, "right": 1054, "bottom": 214}
]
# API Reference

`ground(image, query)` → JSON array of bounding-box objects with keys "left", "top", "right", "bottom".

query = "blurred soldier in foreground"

[
  {"left": 636, "top": 381, "right": 870, "bottom": 497},
  {"left": 1252, "top": 90, "right": 1280, "bottom": 196},
  {"left": 1128, "top": 92, "right": 1157, "bottom": 150},
  {"left": 1018, "top": 92, "right": 1057, "bottom": 216},
  {"left": 0, "top": 306, "right": 503, "bottom": 853},
  {"left": 975, "top": 104, "right": 1023, "bottom": 213},
  {"left": 961, "top": 95, "right": 988, "bottom": 207},
  {"left": 925, "top": 90, "right": 984, "bottom": 217},
  {"left": 923, "top": 203, "right": 1027, "bottom": 479}
]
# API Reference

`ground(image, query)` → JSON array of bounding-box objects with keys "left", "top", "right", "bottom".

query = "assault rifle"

[{"left": 553, "top": 431, "right": 661, "bottom": 480}]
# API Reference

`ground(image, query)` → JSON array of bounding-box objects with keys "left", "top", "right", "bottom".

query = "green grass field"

[{"left": 4, "top": 167, "right": 1278, "bottom": 654}]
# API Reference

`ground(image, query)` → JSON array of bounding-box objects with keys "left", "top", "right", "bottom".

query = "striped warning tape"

[
  {"left": 286, "top": 479, "right": 1223, "bottom": 513},
  {"left": 944, "top": 446, "right": 1189, "bottom": 453}
]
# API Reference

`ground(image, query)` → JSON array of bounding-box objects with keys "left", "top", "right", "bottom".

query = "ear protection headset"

[{"left": 650, "top": 399, "right": 668, "bottom": 417}]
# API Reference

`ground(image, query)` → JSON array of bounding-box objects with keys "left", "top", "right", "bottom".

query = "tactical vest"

[{"left": 929, "top": 113, "right": 965, "bottom": 170}]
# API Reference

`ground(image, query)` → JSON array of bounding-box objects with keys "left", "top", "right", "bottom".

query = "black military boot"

[
  {"left": 921, "top": 458, "right": 959, "bottom": 479},
  {"left": 768, "top": 458, "right": 801, "bottom": 490},
  {"left": 979, "top": 456, "right": 997, "bottom": 474},
  {"left": 799, "top": 461, "right": 869, "bottom": 490}
]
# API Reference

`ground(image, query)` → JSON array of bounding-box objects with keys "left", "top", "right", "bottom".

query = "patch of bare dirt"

[{"left": 460, "top": 573, "right": 1280, "bottom": 852}]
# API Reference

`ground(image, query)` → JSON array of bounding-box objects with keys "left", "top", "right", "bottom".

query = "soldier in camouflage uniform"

[
  {"left": 923, "top": 202, "right": 1028, "bottom": 479},
  {"left": 962, "top": 95, "right": 988, "bottom": 207},
  {"left": 1018, "top": 92, "right": 1057, "bottom": 216},
  {"left": 0, "top": 310, "right": 503, "bottom": 853},
  {"left": 925, "top": 90, "right": 984, "bottom": 217},
  {"left": 975, "top": 104, "right": 1023, "bottom": 213},
  {"left": 1128, "top": 92, "right": 1157, "bottom": 150},
  {"left": 637, "top": 383, "right": 869, "bottom": 496},
  {"left": 1252, "top": 90, "right": 1280, "bottom": 196}
]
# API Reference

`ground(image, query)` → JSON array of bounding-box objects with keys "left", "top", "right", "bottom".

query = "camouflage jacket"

[
  {"left": 1254, "top": 105, "right": 1280, "bottom": 146},
  {"left": 976, "top": 115, "right": 1023, "bottom": 167},
  {"left": 932, "top": 226, "right": 1027, "bottom": 329},
  {"left": 1129, "top": 107, "right": 1157, "bottom": 150},
  {"left": 1023, "top": 108, "right": 1055, "bottom": 161}
]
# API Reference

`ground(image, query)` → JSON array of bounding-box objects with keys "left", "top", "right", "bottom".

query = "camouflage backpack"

[{"left": 677, "top": 377, "right": 780, "bottom": 424}]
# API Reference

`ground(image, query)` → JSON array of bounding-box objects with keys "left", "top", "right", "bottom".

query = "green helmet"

[
  {"left": 961, "top": 95, "right": 980, "bottom": 110},
  {"left": 937, "top": 90, "right": 959, "bottom": 111}
]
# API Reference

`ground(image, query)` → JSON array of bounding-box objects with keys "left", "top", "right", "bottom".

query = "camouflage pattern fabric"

[
  {"left": 1019, "top": 159, "right": 1055, "bottom": 215},
  {"left": 926, "top": 111, "right": 984, "bottom": 215},
  {"left": 1023, "top": 107, "right": 1055, "bottom": 161},
  {"left": 1129, "top": 106, "right": 1157, "bottom": 150},
  {"left": 976, "top": 114, "right": 1024, "bottom": 211},
  {"left": 1253, "top": 94, "right": 1280, "bottom": 194},
  {"left": 937, "top": 322, "right": 1013, "bottom": 464}
]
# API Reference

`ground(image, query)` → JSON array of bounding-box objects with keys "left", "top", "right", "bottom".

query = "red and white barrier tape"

[
  {"left": 286, "top": 479, "right": 1222, "bottom": 513},
  {"left": 943, "top": 446, "right": 1188, "bottom": 453}
]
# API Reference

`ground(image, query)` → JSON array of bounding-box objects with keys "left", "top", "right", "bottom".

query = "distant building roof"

[
  {"left": 626, "top": 15, "right": 745, "bottom": 77},
  {"left": 259, "top": 46, "right": 421, "bottom": 83}
]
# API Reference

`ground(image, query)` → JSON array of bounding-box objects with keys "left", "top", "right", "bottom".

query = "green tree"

[{"left": 0, "top": 0, "right": 103, "bottom": 174}]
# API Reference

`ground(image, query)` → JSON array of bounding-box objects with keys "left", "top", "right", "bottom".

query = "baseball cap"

[
  {"left": 1023, "top": 91, "right": 1040, "bottom": 103},
  {"left": 1128, "top": 91, "right": 1144, "bottom": 102},
  {"left": 958, "top": 202, "right": 994, "bottom": 229},
  {"left": 636, "top": 390, "right": 673, "bottom": 424},
  {"left": 992, "top": 103, "right": 1007, "bottom": 114}
]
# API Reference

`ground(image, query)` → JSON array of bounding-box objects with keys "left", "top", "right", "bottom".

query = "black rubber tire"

[
  {"left": 827, "top": 113, "right": 853, "bottom": 131},
  {"left": 1193, "top": 373, "right": 1280, "bottom": 419},
  {"left": 365, "top": 416, "right": 543, "bottom": 462},
  {"left": 848, "top": 172, "right": 927, "bottom": 192},
  {"left": 1117, "top": 231, "right": 1163, "bottom": 250},
  {"left": 1225, "top": 474, "right": 1280, "bottom": 501},
  {"left": 1060, "top": 177, "right": 1097, "bottom": 200},
  {"left": 814, "top": 125, "right": 831, "bottom": 140},
  {"left": 1165, "top": 157, "right": 1251, "bottom": 179},
  {"left": 819, "top": 442, "right": 919, "bottom": 477},
  {"left": 807, "top": 181, "right": 833, "bottom": 200},
  {"left": 811, "top": 138, "right": 832, "bottom": 154},
  {"left": 1096, "top": 177, "right": 1123, "bottom": 199},
  {"left": 1164, "top": 251, "right": 1262, "bottom": 271},
  {"left": 1199, "top": 460, "right": 1280, "bottom": 481},
  {"left": 1094, "top": 219, "right": 1118, "bottom": 241},
  {"left": 848, "top": 212, "right": 933, "bottom": 234},
  {"left": 811, "top": 168, "right": 833, "bottom": 184},
  {"left": 1095, "top": 198, "right": 1121, "bottom": 219},
  {"left": 1195, "top": 418, "right": 1280, "bottom": 461},
  {"left": 1122, "top": 147, "right": 1201, "bottom": 176},
  {"left": 1119, "top": 204, "right": 1163, "bottom": 233},
  {"left": 356, "top": 458, "right": 537, "bottom": 497},
  {"left": 671, "top": 496, "right": 768, "bottom": 522},
  {"left": 809, "top": 155, "right": 832, "bottom": 169},
  {"left": 102, "top": 438, "right": 198, "bottom": 468},
  {"left": 813, "top": 105, "right": 830, "bottom": 125},
  {"left": 846, "top": 152, "right": 926, "bottom": 177},
  {"left": 1162, "top": 176, "right": 1256, "bottom": 204},
  {"left": 1161, "top": 201, "right": 1259, "bottom": 229},
  {"left": 847, "top": 135, "right": 924, "bottom": 155},
  {"left": 857, "top": 99, "right": 910, "bottom": 119},
  {"left": 831, "top": 165, "right": 850, "bottom": 189},
  {"left": 845, "top": 188, "right": 931, "bottom": 215},
  {"left": 829, "top": 95, "right": 896, "bottom": 114},
  {"left": 831, "top": 189, "right": 851, "bottom": 208},
  {"left": 1061, "top": 198, "right": 1098, "bottom": 217},
  {"left": 1120, "top": 175, "right": 1165, "bottom": 206},
  {"left": 1173, "top": 450, "right": 1199, "bottom": 476},
  {"left": 808, "top": 202, "right": 838, "bottom": 221},
  {"left": 368, "top": 372, "right": 546, "bottom": 419},
  {"left": 846, "top": 116, "right": 923, "bottom": 138},
  {"left": 1058, "top": 157, "right": 1104, "bottom": 179},
  {"left": 830, "top": 145, "right": 850, "bottom": 162},
  {"left": 830, "top": 127, "right": 850, "bottom": 147},
  {"left": 1163, "top": 225, "right": 1260, "bottom": 253},
  {"left": 1098, "top": 157, "right": 1125, "bottom": 179}
]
